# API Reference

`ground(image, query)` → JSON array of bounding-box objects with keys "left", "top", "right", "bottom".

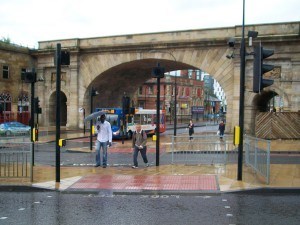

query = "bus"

[
  {"left": 129, "top": 108, "right": 166, "bottom": 135},
  {"left": 94, "top": 108, "right": 166, "bottom": 139}
]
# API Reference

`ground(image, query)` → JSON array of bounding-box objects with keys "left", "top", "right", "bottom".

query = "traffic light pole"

[
  {"left": 55, "top": 43, "right": 61, "bottom": 183},
  {"left": 174, "top": 74, "right": 177, "bottom": 136},
  {"left": 30, "top": 81, "right": 35, "bottom": 166},
  {"left": 156, "top": 76, "right": 161, "bottom": 166},
  {"left": 151, "top": 63, "right": 164, "bottom": 166},
  {"left": 90, "top": 87, "right": 94, "bottom": 150},
  {"left": 237, "top": 0, "right": 246, "bottom": 181},
  {"left": 122, "top": 94, "right": 126, "bottom": 145}
]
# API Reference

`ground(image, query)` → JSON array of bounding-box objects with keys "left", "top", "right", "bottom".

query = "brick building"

[
  {"left": 0, "top": 41, "right": 35, "bottom": 124},
  {"left": 132, "top": 70, "right": 207, "bottom": 122}
]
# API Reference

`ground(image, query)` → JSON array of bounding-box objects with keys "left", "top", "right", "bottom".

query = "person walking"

[
  {"left": 132, "top": 124, "right": 149, "bottom": 168},
  {"left": 188, "top": 120, "right": 194, "bottom": 141},
  {"left": 218, "top": 120, "right": 225, "bottom": 140},
  {"left": 94, "top": 114, "right": 112, "bottom": 168}
]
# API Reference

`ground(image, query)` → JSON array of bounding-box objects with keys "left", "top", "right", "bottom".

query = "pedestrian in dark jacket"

[
  {"left": 218, "top": 120, "right": 225, "bottom": 139},
  {"left": 188, "top": 120, "right": 194, "bottom": 141},
  {"left": 132, "top": 124, "right": 149, "bottom": 168}
]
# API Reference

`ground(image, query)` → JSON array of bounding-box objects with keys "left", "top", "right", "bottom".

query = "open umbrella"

[{"left": 84, "top": 111, "right": 105, "bottom": 122}]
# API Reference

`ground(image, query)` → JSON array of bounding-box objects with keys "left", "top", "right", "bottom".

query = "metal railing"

[
  {"left": 170, "top": 134, "right": 271, "bottom": 184},
  {"left": 171, "top": 135, "right": 238, "bottom": 165},
  {"left": 0, "top": 141, "right": 33, "bottom": 181},
  {"left": 244, "top": 135, "right": 271, "bottom": 184}
]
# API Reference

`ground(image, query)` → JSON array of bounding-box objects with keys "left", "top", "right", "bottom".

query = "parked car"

[{"left": 0, "top": 122, "right": 31, "bottom": 136}]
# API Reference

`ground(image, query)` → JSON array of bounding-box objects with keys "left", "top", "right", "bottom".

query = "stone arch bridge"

[{"left": 35, "top": 21, "right": 300, "bottom": 134}]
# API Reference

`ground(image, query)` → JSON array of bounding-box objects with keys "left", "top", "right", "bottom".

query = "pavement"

[{"left": 1, "top": 122, "right": 300, "bottom": 194}]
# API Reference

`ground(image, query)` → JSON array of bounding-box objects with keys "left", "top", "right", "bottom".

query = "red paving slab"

[{"left": 68, "top": 174, "right": 219, "bottom": 192}]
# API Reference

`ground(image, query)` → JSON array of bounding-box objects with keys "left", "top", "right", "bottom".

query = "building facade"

[
  {"left": 132, "top": 70, "right": 212, "bottom": 122},
  {"left": 0, "top": 42, "right": 35, "bottom": 124}
]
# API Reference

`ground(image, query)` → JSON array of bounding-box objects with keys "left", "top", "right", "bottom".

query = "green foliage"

[{"left": 1, "top": 36, "right": 11, "bottom": 43}]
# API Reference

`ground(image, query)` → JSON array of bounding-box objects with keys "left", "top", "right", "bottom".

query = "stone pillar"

[
  {"left": 66, "top": 61, "right": 80, "bottom": 129},
  {"left": 228, "top": 61, "right": 241, "bottom": 133},
  {"left": 291, "top": 61, "right": 300, "bottom": 111}
]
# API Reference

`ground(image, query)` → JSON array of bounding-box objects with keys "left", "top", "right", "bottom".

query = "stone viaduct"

[{"left": 34, "top": 21, "right": 300, "bottom": 134}]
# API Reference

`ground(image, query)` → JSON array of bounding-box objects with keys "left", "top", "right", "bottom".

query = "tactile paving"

[{"left": 68, "top": 174, "right": 218, "bottom": 191}]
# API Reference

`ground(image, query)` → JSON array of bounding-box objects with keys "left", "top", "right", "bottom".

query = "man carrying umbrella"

[{"left": 95, "top": 114, "right": 112, "bottom": 168}]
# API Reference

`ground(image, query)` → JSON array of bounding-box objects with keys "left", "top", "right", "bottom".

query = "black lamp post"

[{"left": 90, "top": 87, "right": 98, "bottom": 150}]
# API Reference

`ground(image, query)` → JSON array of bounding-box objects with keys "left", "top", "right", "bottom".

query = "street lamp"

[{"left": 90, "top": 87, "right": 99, "bottom": 150}]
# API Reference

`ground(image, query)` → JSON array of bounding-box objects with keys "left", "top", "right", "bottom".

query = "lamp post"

[{"left": 90, "top": 87, "right": 99, "bottom": 150}]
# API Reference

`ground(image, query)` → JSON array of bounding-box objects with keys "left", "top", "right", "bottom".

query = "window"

[
  {"left": 138, "top": 87, "right": 143, "bottom": 95},
  {"left": 186, "top": 88, "right": 190, "bottom": 96},
  {"left": 148, "top": 86, "right": 153, "bottom": 95},
  {"left": 0, "top": 92, "right": 12, "bottom": 111},
  {"left": 196, "top": 70, "right": 201, "bottom": 80},
  {"left": 188, "top": 70, "right": 193, "bottom": 79},
  {"left": 3, "top": 65, "right": 9, "bottom": 79},
  {"left": 18, "top": 93, "right": 29, "bottom": 112}
]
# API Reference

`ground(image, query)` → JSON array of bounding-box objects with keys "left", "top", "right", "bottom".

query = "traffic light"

[
  {"left": 21, "top": 71, "right": 36, "bottom": 83},
  {"left": 61, "top": 50, "right": 70, "bottom": 65},
  {"left": 152, "top": 63, "right": 165, "bottom": 78},
  {"left": 55, "top": 50, "right": 70, "bottom": 66},
  {"left": 253, "top": 45, "right": 274, "bottom": 93}
]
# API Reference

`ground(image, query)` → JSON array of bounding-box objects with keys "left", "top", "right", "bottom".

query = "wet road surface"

[{"left": 0, "top": 191, "right": 299, "bottom": 225}]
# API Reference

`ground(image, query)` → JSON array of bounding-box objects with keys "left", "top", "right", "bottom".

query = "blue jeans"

[
  {"left": 95, "top": 141, "right": 108, "bottom": 166},
  {"left": 133, "top": 146, "right": 148, "bottom": 167},
  {"left": 219, "top": 131, "right": 224, "bottom": 138}
]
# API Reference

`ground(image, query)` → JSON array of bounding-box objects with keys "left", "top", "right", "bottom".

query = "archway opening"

[
  {"left": 254, "top": 90, "right": 278, "bottom": 112},
  {"left": 49, "top": 91, "right": 67, "bottom": 126}
]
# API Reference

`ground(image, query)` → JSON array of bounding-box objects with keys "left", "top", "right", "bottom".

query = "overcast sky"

[{"left": 1, "top": 0, "right": 299, "bottom": 48}]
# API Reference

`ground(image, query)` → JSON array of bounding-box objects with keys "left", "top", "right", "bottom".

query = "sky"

[{"left": 1, "top": 0, "right": 299, "bottom": 48}]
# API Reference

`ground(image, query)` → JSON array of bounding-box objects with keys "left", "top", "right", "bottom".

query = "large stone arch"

[
  {"left": 246, "top": 84, "right": 292, "bottom": 135},
  {"left": 35, "top": 22, "right": 300, "bottom": 131},
  {"left": 76, "top": 47, "right": 235, "bottom": 131}
]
